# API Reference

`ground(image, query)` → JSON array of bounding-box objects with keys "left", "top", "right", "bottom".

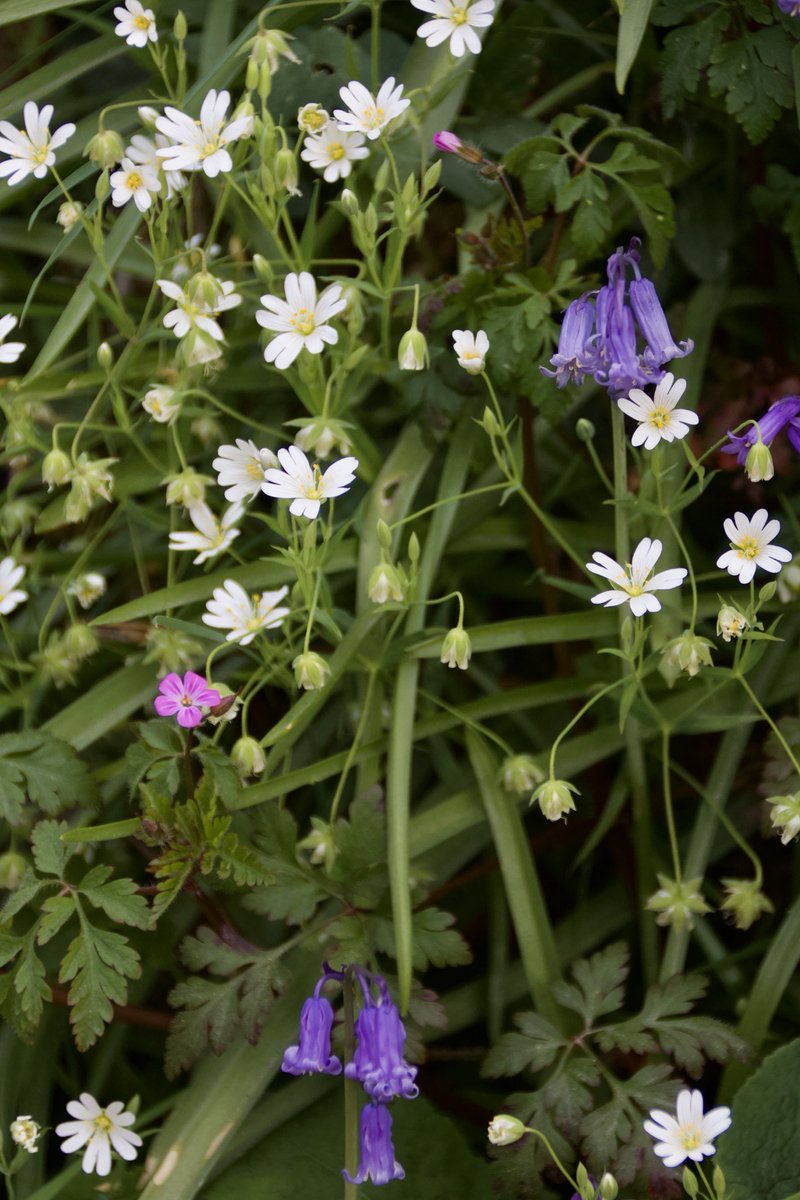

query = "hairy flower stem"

[
  {"left": 342, "top": 969, "right": 360, "bottom": 1200},
  {"left": 611, "top": 401, "right": 658, "bottom": 985}
]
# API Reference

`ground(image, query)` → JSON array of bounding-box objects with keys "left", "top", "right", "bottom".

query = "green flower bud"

[
  {"left": 173, "top": 10, "right": 187, "bottom": 40},
  {"left": 720, "top": 877, "right": 774, "bottom": 930},
  {"left": 73, "top": 452, "right": 116, "bottom": 503},
  {"left": 62, "top": 623, "right": 98, "bottom": 662},
  {"left": 293, "top": 650, "right": 330, "bottom": 691},
  {"left": 298, "top": 817, "right": 337, "bottom": 870},
  {"left": 164, "top": 467, "right": 210, "bottom": 507},
  {"left": 191, "top": 415, "right": 224, "bottom": 447},
  {"left": 759, "top": 580, "right": 777, "bottom": 604},
  {"left": 64, "top": 477, "right": 92, "bottom": 524},
  {"left": 599, "top": 1173, "right": 618, "bottom": 1200},
  {"left": 144, "top": 627, "right": 202, "bottom": 675},
  {"left": 646, "top": 874, "right": 711, "bottom": 930},
  {"left": 246, "top": 57, "right": 260, "bottom": 92},
  {"left": 683, "top": 1167, "right": 700, "bottom": 1200},
  {"left": 662, "top": 632, "right": 714, "bottom": 680},
  {"left": 408, "top": 533, "right": 420, "bottom": 564},
  {"left": 575, "top": 417, "right": 596, "bottom": 443},
  {"left": 440, "top": 626, "right": 471, "bottom": 670},
  {"left": 0, "top": 499, "right": 36, "bottom": 538},
  {"left": 712, "top": 1165, "right": 726, "bottom": 1200},
  {"left": 397, "top": 327, "right": 429, "bottom": 371},
  {"left": 137, "top": 105, "right": 159, "bottom": 129},
  {"left": 576, "top": 1164, "right": 595, "bottom": 1200},
  {"left": 716, "top": 604, "right": 749, "bottom": 642},
  {"left": 42, "top": 448, "right": 72, "bottom": 489},
  {"left": 532, "top": 778, "right": 579, "bottom": 821},
  {"left": 97, "top": 341, "right": 113, "bottom": 370},
  {"left": 422, "top": 159, "right": 441, "bottom": 194},
  {"left": 84, "top": 129, "right": 124, "bottom": 168},
  {"left": 766, "top": 791, "right": 800, "bottom": 845},
  {"left": 182, "top": 327, "right": 223, "bottom": 367},
  {"left": 0, "top": 851, "right": 29, "bottom": 889},
  {"left": 744, "top": 436, "right": 774, "bottom": 483},
  {"left": 377, "top": 519, "right": 393, "bottom": 552},
  {"left": 340, "top": 187, "right": 359, "bottom": 215},
  {"left": 777, "top": 554, "right": 800, "bottom": 602},
  {"left": 187, "top": 270, "right": 224, "bottom": 310},
  {"left": 231, "top": 736, "right": 266, "bottom": 779},
  {"left": 275, "top": 147, "right": 300, "bottom": 196},
  {"left": 252, "top": 253, "right": 273, "bottom": 284},
  {"left": 34, "top": 632, "right": 78, "bottom": 689},
  {"left": 368, "top": 562, "right": 404, "bottom": 604},
  {"left": 95, "top": 169, "right": 110, "bottom": 203},
  {"left": 486, "top": 1114, "right": 527, "bottom": 1146},
  {"left": 500, "top": 754, "right": 545, "bottom": 796},
  {"left": 481, "top": 406, "right": 501, "bottom": 438}
]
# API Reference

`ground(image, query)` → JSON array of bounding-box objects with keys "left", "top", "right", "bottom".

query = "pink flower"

[
  {"left": 433, "top": 130, "right": 462, "bottom": 153},
  {"left": 153, "top": 671, "right": 220, "bottom": 728}
]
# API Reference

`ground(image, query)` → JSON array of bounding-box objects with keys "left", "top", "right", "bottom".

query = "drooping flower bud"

[
  {"left": 84, "top": 128, "right": 124, "bottom": 168},
  {"left": 275, "top": 146, "right": 300, "bottom": 196},
  {"left": 282, "top": 985, "right": 342, "bottom": 1076},
  {"left": 56, "top": 200, "right": 84, "bottom": 232},
  {"left": 487, "top": 1114, "right": 527, "bottom": 1146},
  {"left": 440, "top": 626, "right": 471, "bottom": 670},
  {"left": 62, "top": 623, "right": 98, "bottom": 662},
  {"left": 720, "top": 878, "right": 773, "bottom": 930},
  {"left": 532, "top": 778, "right": 579, "bottom": 821},
  {"left": 42, "top": 447, "right": 72, "bottom": 489},
  {"left": 716, "top": 604, "right": 749, "bottom": 642},
  {"left": 500, "top": 754, "right": 545, "bottom": 796},
  {"left": 397, "top": 326, "right": 428, "bottom": 371},
  {"left": 744, "top": 435, "right": 775, "bottom": 483},
  {"left": 164, "top": 466, "right": 210, "bottom": 507},
  {"left": 766, "top": 792, "right": 800, "bottom": 845},
  {"left": 661, "top": 632, "right": 714, "bottom": 680},
  {"left": 293, "top": 650, "right": 330, "bottom": 690},
  {"left": 231, "top": 736, "right": 266, "bottom": 778},
  {"left": 599, "top": 1173, "right": 619, "bottom": 1200},
  {"left": 368, "top": 562, "right": 404, "bottom": 604},
  {"left": 298, "top": 817, "right": 337, "bottom": 870},
  {"left": 67, "top": 572, "right": 106, "bottom": 610}
]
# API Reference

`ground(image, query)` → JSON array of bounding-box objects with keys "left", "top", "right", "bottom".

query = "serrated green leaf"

[
  {"left": 0, "top": 875, "right": 45, "bottom": 922},
  {"left": 708, "top": 27, "right": 793, "bottom": 144},
  {"left": 482, "top": 1011, "right": 566, "bottom": 1077},
  {"left": 13, "top": 937, "right": 50, "bottom": 1022},
  {"left": 551, "top": 943, "right": 629, "bottom": 1026},
  {"left": 31, "top": 819, "right": 72, "bottom": 878},
  {"left": 0, "top": 732, "right": 96, "bottom": 823},
  {"left": 37, "top": 893, "right": 76, "bottom": 946},
  {"left": 78, "top": 866, "right": 151, "bottom": 929},
  {"left": 0, "top": 930, "right": 22, "bottom": 968},
  {"left": 408, "top": 908, "right": 472, "bottom": 971},
  {"left": 59, "top": 921, "right": 141, "bottom": 1050}
]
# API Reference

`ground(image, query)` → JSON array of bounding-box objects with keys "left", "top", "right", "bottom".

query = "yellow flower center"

[
  {"left": 93, "top": 1114, "right": 112, "bottom": 1133},
  {"left": 134, "top": 13, "right": 151, "bottom": 29},
  {"left": 201, "top": 139, "right": 219, "bottom": 158},
  {"left": 462, "top": 349, "right": 479, "bottom": 360},
  {"left": 649, "top": 405, "right": 670, "bottom": 429},
  {"left": 33, "top": 144, "right": 49, "bottom": 165},
  {"left": 363, "top": 105, "right": 385, "bottom": 128},
  {"left": 303, "top": 465, "right": 324, "bottom": 501},
  {"left": 246, "top": 459, "right": 263, "bottom": 479},
  {"left": 179, "top": 693, "right": 194, "bottom": 707},
  {"left": 679, "top": 1126, "right": 702, "bottom": 1151},
  {"left": 737, "top": 535, "right": 760, "bottom": 559},
  {"left": 149, "top": 399, "right": 162, "bottom": 415},
  {"left": 451, "top": 6, "right": 468, "bottom": 23},
  {"left": 127, "top": 171, "right": 143, "bottom": 190},
  {"left": 327, "top": 142, "right": 345, "bottom": 160},
  {"left": 291, "top": 307, "right": 316, "bottom": 336}
]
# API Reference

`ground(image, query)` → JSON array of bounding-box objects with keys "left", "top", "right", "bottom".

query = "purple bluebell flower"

[
  {"left": 345, "top": 980, "right": 419, "bottom": 1102},
  {"left": 281, "top": 976, "right": 342, "bottom": 1076},
  {"left": 343, "top": 1103, "right": 405, "bottom": 1186},
  {"left": 541, "top": 237, "right": 692, "bottom": 397},
  {"left": 721, "top": 395, "right": 800, "bottom": 465},
  {"left": 540, "top": 294, "right": 597, "bottom": 388},
  {"left": 778, "top": 0, "right": 800, "bottom": 15},
  {"left": 629, "top": 278, "right": 693, "bottom": 370}
]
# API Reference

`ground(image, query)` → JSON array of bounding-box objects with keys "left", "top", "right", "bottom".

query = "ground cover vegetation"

[{"left": 0, "top": 1, "right": 799, "bottom": 1198}]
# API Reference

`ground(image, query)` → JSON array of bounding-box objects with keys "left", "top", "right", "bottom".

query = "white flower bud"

[
  {"left": 440, "top": 626, "right": 471, "bottom": 670},
  {"left": 293, "top": 650, "right": 330, "bottom": 690},
  {"left": 397, "top": 327, "right": 429, "bottom": 371},
  {"left": 10, "top": 1115, "right": 41, "bottom": 1154},
  {"left": 487, "top": 1114, "right": 527, "bottom": 1146},
  {"left": 368, "top": 562, "right": 404, "bottom": 604},
  {"left": 767, "top": 791, "right": 800, "bottom": 845},
  {"left": 500, "top": 754, "right": 545, "bottom": 796},
  {"left": 532, "top": 778, "right": 578, "bottom": 821},
  {"left": 42, "top": 447, "right": 72, "bottom": 489},
  {"left": 56, "top": 200, "right": 84, "bottom": 231},
  {"left": 231, "top": 736, "right": 266, "bottom": 779},
  {"left": 164, "top": 466, "right": 209, "bottom": 507},
  {"left": 744, "top": 438, "right": 774, "bottom": 483},
  {"left": 716, "top": 605, "right": 748, "bottom": 642},
  {"left": 84, "top": 129, "right": 124, "bottom": 167}
]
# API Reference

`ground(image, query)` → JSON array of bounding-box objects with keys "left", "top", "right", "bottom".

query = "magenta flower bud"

[
  {"left": 343, "top": 1104, "right": 405, "bottom": 1186},
  {"left": 432, "top": 130, "right": 462, "bottom": 153}
]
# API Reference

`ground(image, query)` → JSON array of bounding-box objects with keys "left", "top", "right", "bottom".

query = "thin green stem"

[
  {"left": 661, "top": 728, "right": 682, "bottom": 882},
  {"left": 737, "top": 671, "right": 800, "bottom": 776},
  {"left": 547, "top": 679, "right": 623, "bottom": 779},
  {"left": 329, "top": 669, "right": 378, "bottom": 823}
]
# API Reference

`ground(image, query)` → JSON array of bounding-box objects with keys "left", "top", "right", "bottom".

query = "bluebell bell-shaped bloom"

[
  {"left": 600, "top": 295, "right": 659, "bottom": 394},
  {"left": 343, "top": 1103, "right": 405, "bottom": 1186},
  {"left": 722, "top": 395, "right": 800, "bottom": 464},
  {"left": 540, "top": 294, "right": 597, "bottom": 388},
  {"left": 778, "top": 0, "right": 800, "bottom": 16},
  {"left": 345, "top": 989, "right": 419, "bottom": 1101},
  {"left": 281, "top": 984, "right": 342, "bottom": 1076},
  {"left": 630, "top": 278, "right": 693, "bottom": 370}
]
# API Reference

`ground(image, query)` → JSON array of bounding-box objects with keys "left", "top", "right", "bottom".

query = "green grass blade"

[
  {"left": 0, "top": 34, "right": 124, "bottom": 119},
  {"left": 0, "top": 0, "right": 93, "bottom": 26},
  {"left": 43, "top": 662, "right": 156, "bottom": 750},
  {"left": 615, "top": 0, "right": 655, "bottom": 93}
]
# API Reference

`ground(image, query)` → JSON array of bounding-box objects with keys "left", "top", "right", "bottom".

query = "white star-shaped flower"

[
  {"left": 644, "top": 1089, "right": 731, "bottom": 1169},
  {"left": 716, "top": 509, "right": 791, "bottom": 585},
  {"left": 411, "top": 0, "right": 496, "bottom": 56},
  {"left": 156, "top": 89, "right": 253, "bottom": 178},
  {"left": 126, "top": 132, "right": 186, "bottom": 198},
  {"left": 300, "top": 127, "right": 369, "bottom": 182},
  {"left": 109, "top": 155, "right": 161, "bottom": 212},
  {"left": 55, "top": 1093, "right": 142, "bottom": 1177},
  {"left": 333, "top": 77, "right": 410, "bottom": 141},
  {"left": 453, "top": 328, "right": 489, "bottom": 374},
  {"left": 202, "top": 578, "right": 290, "bottom": 644},
  {"left": 256, "top": 271, "right": 346, "bottom": 369},
  {"left": 0, "top": 314, "right": 25, "bottom": 364},
  {"left": 168, "top": 501, "right": 242, "bottom": 564},
  {"left": 113, "top": 0, "right": 157, "bottom": 47},
  {"left": 262, "top": 446, "right": 358, "bottom": 519},
  {"left": 156, "top": 276, "right": 240, "bottom": 341},
  {"left": 0, "top": 101, "right": 75, "bottom": 186},
  {"left": 617, "top": 372, "right": 699, "bottom": 450},
  {"left": 212, "top": 438, "right": 278, "bottom": 502},
  {"left": 587, "top": 537, "right": 686, "bottom": 617},
  {"left": 0, "top": 556, "right": 27, "bottom": 615}
]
